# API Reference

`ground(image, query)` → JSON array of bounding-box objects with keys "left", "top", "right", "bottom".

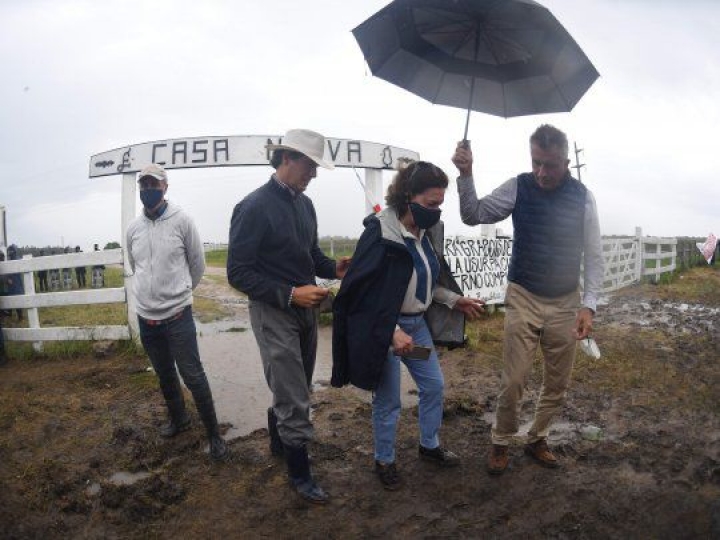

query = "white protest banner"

[
  {"left": 696, "top": 233, "right": 717, "bottom": 264},
  {"left": 443, "top": 236, "right": 512, "bottom": 304}
]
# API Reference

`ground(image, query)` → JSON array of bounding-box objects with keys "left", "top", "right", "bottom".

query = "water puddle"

[
  {"left": 480, "top": 413, "right": 600, "bottom": 444},
  {"left": 109, "top": 471, "right": 151, "bottom": 485},
  {"left": 198, "top": 323, "right": 415, "bottom": 440},
  {"left": 597, "top": 298, "right": 719, "bottom": 335},
  {"left": 86, "top": 470, "right": 152, "bottom": 496}
]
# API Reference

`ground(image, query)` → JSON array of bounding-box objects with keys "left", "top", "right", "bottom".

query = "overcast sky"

[{"left": 1, "top": 0, "right": 718, "bottom": 250}]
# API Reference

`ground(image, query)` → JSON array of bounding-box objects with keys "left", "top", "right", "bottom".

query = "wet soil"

[{"left": 1, "top": 267, "right": 719, "bottom": 539}]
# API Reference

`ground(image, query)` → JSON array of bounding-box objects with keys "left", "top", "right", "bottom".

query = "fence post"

[
  {"left": 480, "top": 224, "right": 497, "bottom": 238},
  {"left": 634, "top": 227, "right": 643, "bottom": 282},
  {"left": 364, "top": 169, "right": 383, "bottom": 215},
  {"left": 21, "top": 254, "right": 42, "bottom": 352},
  {"left": 121, "top": 172, "right": 140, "bottom": 341}
]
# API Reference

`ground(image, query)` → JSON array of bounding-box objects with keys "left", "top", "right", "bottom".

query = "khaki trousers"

[{"left": 491, "top": 282, "right": 580, "bottom": 446}]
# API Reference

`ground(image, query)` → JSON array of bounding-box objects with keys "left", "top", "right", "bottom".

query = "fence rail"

[
  {"left": 0, "top": 249, "right": 128, "bottom": 346},
  {"left": 1, "top": 231, "right": 713, "bottom": 346},
  {"left": 599, "top": 231, "right": 683, "bottom": 293}
]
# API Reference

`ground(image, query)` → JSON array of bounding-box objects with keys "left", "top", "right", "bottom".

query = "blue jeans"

[
  {"left": 138, "top": 306, "right": 215, "bottom": 419},
  {"left": 373, "top": 314, "right": 444, "bottom": 464}
]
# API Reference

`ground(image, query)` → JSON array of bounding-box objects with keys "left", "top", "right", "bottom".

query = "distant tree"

[{"left": 104, "top": 241, "right": 120, "bottom": 250}]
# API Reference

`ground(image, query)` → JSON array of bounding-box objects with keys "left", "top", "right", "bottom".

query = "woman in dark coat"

[{"left": 332, "top": 161, "right": 485, "bottom": 490}]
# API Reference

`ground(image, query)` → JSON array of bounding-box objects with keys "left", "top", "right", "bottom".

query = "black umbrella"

[{"left": 353, "top": 0, "right": 599, "bottom": 140}]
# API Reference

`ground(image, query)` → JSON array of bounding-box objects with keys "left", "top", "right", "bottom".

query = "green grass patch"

[
  {"left": 192, "top": 295, "right": 231, "bottom": 323},
  {"left": 318, "top": 313, "right": 333, "bottom": 327},
  {"left": 205, "top": 249, "right": 228, "bottom": 268},
  {"left": 205, "top": 243, "right": 358, "bottom": 268},
  {"left": 221, "top": 327, "right": 247, "bottom": 333},
  {"left": 634, "top": 266, "right": 720, "bottom": 304},
  {"left": 128, "top": 370, "right": 159, "bottom": 391}
]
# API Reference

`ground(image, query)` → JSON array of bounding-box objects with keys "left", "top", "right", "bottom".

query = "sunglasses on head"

[{"left": 409, "top": 161, "right": 438, "bottom": 182}]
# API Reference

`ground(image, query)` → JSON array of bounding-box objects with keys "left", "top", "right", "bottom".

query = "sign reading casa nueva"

[{"left": 89, "top": 135, "right": 419, "bottom": 177}]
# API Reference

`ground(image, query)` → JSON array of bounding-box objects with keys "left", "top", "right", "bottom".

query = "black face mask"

[
  {"left": 140, "top": 189, "right": 164, "bottom": 210},
  {"left": 409, "top": 202, "right": 441, "bottom": 230}
]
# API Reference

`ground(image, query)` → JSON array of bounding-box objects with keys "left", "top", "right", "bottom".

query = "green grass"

[
  {"left": 204, "top": 242, "right": 358, "bottom": 268},
  {"left": 3, "top": 265, "right": 228, "bottom": 359},
  {"left": 205, "top": 250, "right": 228, "bottom": 268},
  {"left": 6, "top": 333, "right": 144, "bottom": 362},
  {"left": 193, "top": 295, "right": 231, "bottom": 323}
]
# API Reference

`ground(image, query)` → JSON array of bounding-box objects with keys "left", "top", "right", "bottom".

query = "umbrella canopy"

[{"left": 353, "top": 0, "right": 599, "bottom": 136}]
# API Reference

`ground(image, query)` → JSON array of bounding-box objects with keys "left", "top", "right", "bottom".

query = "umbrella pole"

[
  {"left": 463, "top": 107, "right": 472, "bottom": 143},
  {"left": 462, "top": 75, "right": 476, "bottom": 146},
  {"left": 463, "top": 29, "right": 479, "bottom": 146}
]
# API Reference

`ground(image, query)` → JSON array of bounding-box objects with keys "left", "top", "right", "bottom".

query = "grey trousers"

[{"left": 249, "top": 299, "right": 317, "bottom": 447}]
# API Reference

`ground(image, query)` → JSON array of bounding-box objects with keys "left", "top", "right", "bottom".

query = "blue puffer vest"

[{"left": 509, "top": 172, "right": 587, "bottom": 297}]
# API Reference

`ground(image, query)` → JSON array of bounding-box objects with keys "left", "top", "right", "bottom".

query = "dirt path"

[
  {"left": 191, "top": 269, "right": 417, "bottom": 441},
  {"left": 1, "top": 268, "right": 719, "bottom": 538}
]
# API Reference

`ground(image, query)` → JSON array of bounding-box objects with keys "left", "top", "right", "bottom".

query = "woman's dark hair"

[
  {"left": 270, "top": 149, "right": 305, "bottom": 169},
  {"left": 385, "top": 161, "right": 448, "bottom": 216}
]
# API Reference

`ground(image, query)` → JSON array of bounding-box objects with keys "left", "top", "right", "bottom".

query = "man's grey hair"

[{"left": 530, "top": 124, "right": 569, "bottom": 158}]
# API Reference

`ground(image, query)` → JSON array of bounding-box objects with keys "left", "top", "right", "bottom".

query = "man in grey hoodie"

[{"left": 126, "top": 164, "right": 228, "bottom": 461}]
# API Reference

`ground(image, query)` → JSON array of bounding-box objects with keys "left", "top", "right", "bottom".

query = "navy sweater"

[{"left": 227, "top": 177, "right": 337, "bottom": 309}]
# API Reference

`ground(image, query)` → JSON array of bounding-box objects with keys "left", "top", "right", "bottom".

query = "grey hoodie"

[{"left": 126, "top": 201, "right": 205, "bottom": 320}]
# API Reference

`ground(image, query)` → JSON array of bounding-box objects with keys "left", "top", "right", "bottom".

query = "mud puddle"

[
  {"left": 194, "top": 271, "right": 414, "bottom": 439},
  {"left": 597, "top": 296, "right": 720, "bottom": 335}
]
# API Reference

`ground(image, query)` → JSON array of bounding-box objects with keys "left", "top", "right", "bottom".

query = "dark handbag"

[{"left": 425, "top": 223, "right": 466, "bottom": 349}]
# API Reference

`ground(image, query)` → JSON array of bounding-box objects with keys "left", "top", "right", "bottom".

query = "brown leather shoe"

[
  {"left": 524, "top": 439, "right": 560, "bottom": 469},
  {"left": 487, "top": 444, "right": 509, "bottom": 475}
]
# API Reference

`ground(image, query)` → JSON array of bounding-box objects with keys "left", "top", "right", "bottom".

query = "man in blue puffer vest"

[{"left": 452, "top": 124, "right": 603, "bottom": 475}]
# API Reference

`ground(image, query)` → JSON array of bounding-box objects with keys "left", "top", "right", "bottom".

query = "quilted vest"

[{"left": 509, "top": 172, "right": 587, "bottom": 297}]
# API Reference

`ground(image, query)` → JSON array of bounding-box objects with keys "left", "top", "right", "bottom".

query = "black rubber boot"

[
  {"left": 284, "top": 444, "right": 329, "bottom": 504},
  {"left": 196, "top": 397, "right": 229, "bottom": 462},
  {"left": 267, "top": 408, "right": 284, "bottom": 457},
  {"left": 160, "top": 396, "right": 191, "bottom": 438}
]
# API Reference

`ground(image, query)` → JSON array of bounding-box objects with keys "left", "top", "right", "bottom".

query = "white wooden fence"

[
  {"left": 600, "top": 228, "right": 676, "bottom": 293},
  {"left": 0, "top": 249, "right": 130, "bottom": 347},
  {"left": 0, "top": 230, "right": 681, "bottom": 347}
]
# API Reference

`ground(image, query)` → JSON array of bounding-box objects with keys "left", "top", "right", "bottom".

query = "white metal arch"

[{"left": 89, "top": 134, "right": 420, "bottom": 337}]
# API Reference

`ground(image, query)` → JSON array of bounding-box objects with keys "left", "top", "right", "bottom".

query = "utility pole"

[{"left": 571, "top": 141, "right": 585, "bottom": 182}]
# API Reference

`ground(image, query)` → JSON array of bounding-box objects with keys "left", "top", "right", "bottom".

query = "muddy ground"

[{"left": 1, "top": 267, "right": 719, "bottom": 539}]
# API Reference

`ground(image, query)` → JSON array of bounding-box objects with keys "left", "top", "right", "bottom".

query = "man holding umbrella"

[{"left": 452, "top": 124, "right": 603, "bottom": 474}]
